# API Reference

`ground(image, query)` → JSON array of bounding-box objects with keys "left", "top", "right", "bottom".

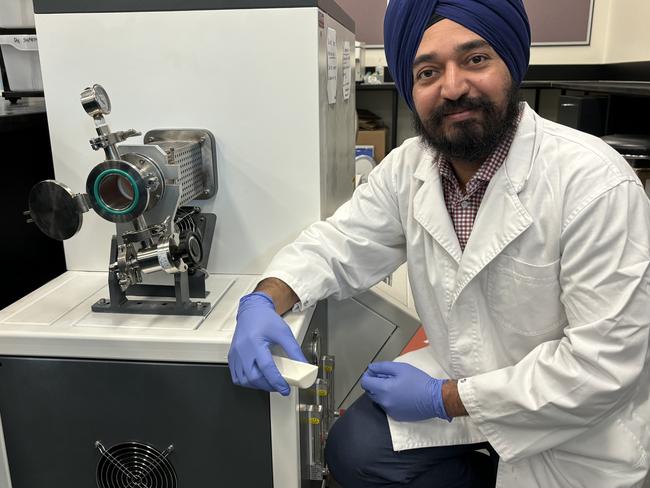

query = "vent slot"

[{"left": 175, "top": 142, "right": 204, "bottom": 204}]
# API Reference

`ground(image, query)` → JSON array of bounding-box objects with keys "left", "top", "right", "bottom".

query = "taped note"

[
  {"left": 342, "top": 41, "right": 352, "bottom": 101},
  {"left": 327, "top": 28, "right": 338, "bottom": 105}
]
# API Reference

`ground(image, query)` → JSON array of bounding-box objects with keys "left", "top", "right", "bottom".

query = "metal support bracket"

[{"left": 91, "top": 236, "right": 212, "bottom": 316}]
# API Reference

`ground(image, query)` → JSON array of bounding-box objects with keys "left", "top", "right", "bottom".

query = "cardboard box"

[{"left": 357, "top": 128, "right": 388, "bottom": 162}]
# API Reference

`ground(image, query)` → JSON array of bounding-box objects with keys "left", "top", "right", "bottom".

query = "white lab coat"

[{"left": 263, "top": 103, "right": 650, "bottom": 488}]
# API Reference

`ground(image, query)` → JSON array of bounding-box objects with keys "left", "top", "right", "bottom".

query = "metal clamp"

[
  {"left": 89, "top": 129, "right": 141, "bottom": 151},
  {"left": 112, "top": 242, "right": 142, "bottom": 290}
]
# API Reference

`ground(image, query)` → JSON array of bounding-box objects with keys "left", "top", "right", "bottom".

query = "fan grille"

[{"left": 96, "top": 441, "right": 177, "bottom": 488}]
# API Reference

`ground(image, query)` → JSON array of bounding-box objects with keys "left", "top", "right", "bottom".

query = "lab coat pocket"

[{"left": 487, "top": 255, "right": 566, "bottom": 336}]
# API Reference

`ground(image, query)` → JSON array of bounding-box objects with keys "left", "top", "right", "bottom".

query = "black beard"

[{"left": 413, "top": 83, "right": 521, "bottom": 163}]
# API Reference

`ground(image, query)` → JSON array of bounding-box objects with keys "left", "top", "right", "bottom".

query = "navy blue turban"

[{"left": 384, "top": 0, "right": 531, "bottom": 111}]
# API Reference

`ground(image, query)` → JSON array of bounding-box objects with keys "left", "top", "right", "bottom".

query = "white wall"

[
  {"left": 604, "top": 0, "right": 650, "bottom": 63},
  {"left": 532, "top": 0, "right": 650, "bottom": 65},
  {"left": 529, "top": 0, "right": 610, "bottom": 65},
  {"left": 365, "top": 47, "right": 387, "bottom": 68}
]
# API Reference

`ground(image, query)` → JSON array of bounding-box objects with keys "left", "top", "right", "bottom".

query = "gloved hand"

[
  {"left": 360, "top": 361, "right": 451, "bottom": 422},
  {"left": 228, "top": 292, "right": 307, "bottom": 396}
]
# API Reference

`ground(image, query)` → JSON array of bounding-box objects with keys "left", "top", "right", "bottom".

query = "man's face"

[{"left": 411, "top": 19, "right": 520, "bottom": 162}]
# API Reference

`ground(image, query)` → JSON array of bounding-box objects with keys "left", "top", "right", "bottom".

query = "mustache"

[{"left": 430, "top": 96, "right": 494, "bottom": 123}]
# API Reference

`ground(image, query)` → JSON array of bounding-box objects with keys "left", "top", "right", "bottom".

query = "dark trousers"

[{"left": 325, "top": 394, "right": 499, "bottom": 488}]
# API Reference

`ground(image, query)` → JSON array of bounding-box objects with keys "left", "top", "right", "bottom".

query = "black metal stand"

[
  {"left": 0, "top": 27, "right": 44, "bottom": 103},
  {"left": 127, "top": 271, "right": 208, "bottom": 299},
  {"left": 91, "top": 213, "right": 217, "bottom": 316}
]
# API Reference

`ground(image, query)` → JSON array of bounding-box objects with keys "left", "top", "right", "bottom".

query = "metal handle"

[
  {"left": 622, "top": 154, "right": 650, "bottom": 160},
  {"left": 309, "top": 329, "right": 322, "bottom": 366},
  {"left": 560, "top": 103, "right": 578, "bottom": 107}
]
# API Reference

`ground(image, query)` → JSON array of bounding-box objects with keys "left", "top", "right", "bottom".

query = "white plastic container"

[
  {"left": 0, "top": 0, "right": 36, "bottom": 28},
  {"left": 0, "top": 35, "right": 42, "bottom": 91}
]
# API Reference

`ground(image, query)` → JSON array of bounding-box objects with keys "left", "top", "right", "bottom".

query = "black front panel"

[
  {"left": 557, "top": 95, "right": 608, "bottom": 136},
  {"left": 33, "top": 0, "right": 354, "bottom": 32},
  {"left": 0, "top": 357, "right": 273, "bottom": 487}
]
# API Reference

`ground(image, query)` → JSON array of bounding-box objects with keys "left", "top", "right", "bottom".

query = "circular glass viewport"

[{"left": 94, "top": 169, "right": 140, "bottom": 215}]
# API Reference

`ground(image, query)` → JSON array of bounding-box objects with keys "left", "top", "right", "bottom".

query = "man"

[{"left": 229, "top": 0, "right": 650, "bottom": 486}]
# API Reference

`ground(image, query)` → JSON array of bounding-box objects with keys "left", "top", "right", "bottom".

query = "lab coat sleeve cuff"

[
  {"left": 260, "top": 270, "right": 315, "bottom": 312},
  {"left": 457, "top": 376, "right": 516, "bottom": 461}
]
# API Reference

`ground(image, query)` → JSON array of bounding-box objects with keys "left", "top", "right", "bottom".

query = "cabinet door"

[
  {"left": 328, "top": 297, "right": 396, "bottom": 408},
  {"left": 328, "top": 290, "right": 421, "bottom": 410}
]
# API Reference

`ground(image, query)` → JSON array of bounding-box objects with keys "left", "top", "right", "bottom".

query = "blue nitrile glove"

[
  {"left": 228, "top": 292, "right": 308, "bottom": 396},
  {"left": 360, "top": 361, "right": 452, "bottom": 422}
]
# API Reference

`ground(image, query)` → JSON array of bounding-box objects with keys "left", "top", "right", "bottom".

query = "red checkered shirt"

[{"left": 438, "top": 112, "right": 522, "bottom": 251}]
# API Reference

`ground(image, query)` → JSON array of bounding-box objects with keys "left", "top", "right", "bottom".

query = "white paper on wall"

[
  {"left": 342, "top": 41, "right": 352, "bottom": 101},
  {"left": 327, "top": 27, "right": 338, "bottom": 105}
]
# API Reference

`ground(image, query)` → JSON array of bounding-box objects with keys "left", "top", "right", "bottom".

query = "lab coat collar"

[
  {"left": 412, "top": 150, "right": 464, "bottom": 264},
  {"left": 451, "top": 103, "right": 539, "bottom": 307},
  {"left": 412, "top": 103, "right": 540, "bottom": 309},
  {"left": 503, "top": 103, "right": 539, "bottom": 194}
]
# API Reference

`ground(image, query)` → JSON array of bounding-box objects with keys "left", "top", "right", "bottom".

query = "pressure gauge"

[{"left": 80, "top": 84, "right": 112, "bottom": 116}]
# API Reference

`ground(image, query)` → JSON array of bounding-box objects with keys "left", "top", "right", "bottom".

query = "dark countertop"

[
  {"left": 0, "top": 98, "right": 48, "bottom": 133},
  {"left": 357, "top": 82, "right": 396, "bottom": 91},
  {"left": 522, "top": 80, "right": 650, "bottom": 97},
  {"left": 358, "top": 81, "right": 650, "bottom": 97}
]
